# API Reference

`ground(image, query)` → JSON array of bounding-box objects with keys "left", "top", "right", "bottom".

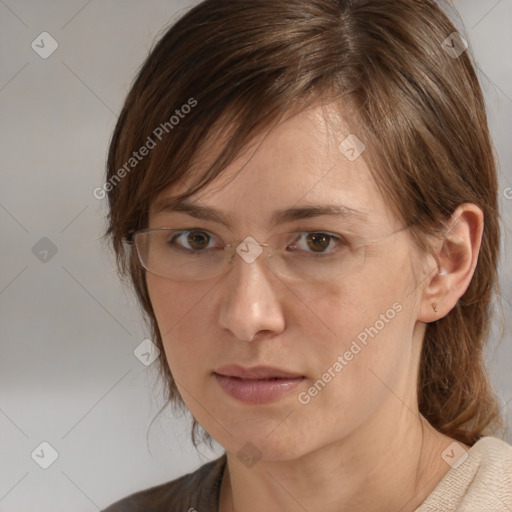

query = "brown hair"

[{"left": 104, "top": 0, "right": 502, "bottom": 447}]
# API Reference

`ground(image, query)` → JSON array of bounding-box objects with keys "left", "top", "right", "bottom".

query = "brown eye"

[
  {"left": 287, "top": 232, "right": 342, "bottom": 255},
  {"left": 306, "top": 233, "right": 331, "bottom": 253},
  {"left": 186, "top": 231, "right": 210, "bottom": 250},
  {"left": 169, "top": 230, "right": 214, "bottom": 251}
]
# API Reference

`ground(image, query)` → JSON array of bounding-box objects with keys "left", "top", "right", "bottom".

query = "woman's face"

[{"left": 146, "top": 105, "right": 430, "bottom": 460}]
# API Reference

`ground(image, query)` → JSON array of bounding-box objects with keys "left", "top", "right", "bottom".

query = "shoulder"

[
  {"left": 101, "top": 454, "right": 226, "bottom": 512},
  {"left": 415, "top": 436, "right": 512, "bottom": 512}
]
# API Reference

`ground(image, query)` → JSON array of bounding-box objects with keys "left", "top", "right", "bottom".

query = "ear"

[{"left": 418, "top": 203, "right": 484, "bottom": 323}]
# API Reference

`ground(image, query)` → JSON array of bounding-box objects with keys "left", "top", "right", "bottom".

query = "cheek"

[
  {"left": 299, "top": 265, "right": 410, "bottom": 342},
  {"left": 300, "top": 263, "right": 417, "bottom": 387},
  {"left": 146, "top": 275, "right": 216, "bottom": 374}
]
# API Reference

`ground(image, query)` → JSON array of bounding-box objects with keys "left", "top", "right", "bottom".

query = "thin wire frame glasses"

[{"left": 125, "top": 225, "right": 411, "bottom": 282}]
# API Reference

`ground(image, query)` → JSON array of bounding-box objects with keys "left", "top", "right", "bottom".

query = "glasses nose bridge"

[{"left": 224, "top": 238, "right": 273, "bottom": 268}]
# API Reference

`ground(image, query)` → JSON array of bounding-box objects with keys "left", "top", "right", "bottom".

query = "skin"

[{"left": 146, "top": 104, "right": 483, "bottom": 512}]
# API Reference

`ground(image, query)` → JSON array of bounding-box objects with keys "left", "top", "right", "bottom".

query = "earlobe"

[{"left": 418, "top": 203, "right": 484, "bottom": 323}]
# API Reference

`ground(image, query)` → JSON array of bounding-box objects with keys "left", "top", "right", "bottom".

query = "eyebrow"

[{"left": 151, "top": 197, "right": 368, "bottom": 227}]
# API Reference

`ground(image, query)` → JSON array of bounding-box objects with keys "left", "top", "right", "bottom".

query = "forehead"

[{"left": 150, "top": 104, "right": 396, "bottom": 229}]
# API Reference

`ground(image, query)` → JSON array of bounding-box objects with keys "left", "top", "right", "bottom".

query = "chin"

[
  {"left": 219, "top": 419, "right": 317, "bottom": 463},
  {"left": 221, "top": 437, "right": 308, "bottom": 464}
]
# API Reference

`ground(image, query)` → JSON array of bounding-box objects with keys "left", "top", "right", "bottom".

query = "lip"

[
  {"left": 214, "top": 364, "right": 304, "bottom": 379},
  {"left": 213, "top": 365, "right": 305, "bottom": 404}
]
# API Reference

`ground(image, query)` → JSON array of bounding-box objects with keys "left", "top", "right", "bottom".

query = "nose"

[{"left": 217, "top": 249, "right": 286, "bottom": 342}]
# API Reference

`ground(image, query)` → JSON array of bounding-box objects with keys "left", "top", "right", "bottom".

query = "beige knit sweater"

[
  {"left": 103, "top": 436, "right": 512, "bottom": 511},
  {"left": 414, "top": 436, "right": 512, "bottom": 511}
]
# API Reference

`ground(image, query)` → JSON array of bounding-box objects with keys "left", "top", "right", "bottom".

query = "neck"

[{"left": 219, "top": 409, "right": 455, "bottom": 512}]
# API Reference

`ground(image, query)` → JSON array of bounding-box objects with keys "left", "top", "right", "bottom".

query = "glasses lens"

[
  {"left": 260, "top": 232, "right": 367, "bottom": 282},
  {"left": 133, "top": 227, "right": 404, "bottom": 282},
  {"left": 134, "top": 230, "right": 227, "bottom": 281}
]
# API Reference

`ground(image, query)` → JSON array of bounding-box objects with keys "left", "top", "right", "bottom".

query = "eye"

[
  {"left": 170, "top": 230, "right": 217, "bottom": 251},
  {"left": 287, "top": 232, "right": 345, "bottom": 255}
]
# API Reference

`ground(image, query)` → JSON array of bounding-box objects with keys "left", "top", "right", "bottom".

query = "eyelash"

[{"left": 168, "top": 230, "right": 347, "bottom": 256}]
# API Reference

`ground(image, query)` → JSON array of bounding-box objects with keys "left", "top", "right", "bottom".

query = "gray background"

[{"left": 0, "top": 1, "right": 511, "bottom": 511}]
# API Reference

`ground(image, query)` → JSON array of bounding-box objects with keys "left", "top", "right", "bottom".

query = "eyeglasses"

[{"left": 125, "top": 226, "right": 410, "bottom": 282}]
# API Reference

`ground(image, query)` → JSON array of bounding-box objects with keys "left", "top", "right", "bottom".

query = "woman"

[{"left": 102, "top": 0, "right": 512, "bottom": 510}]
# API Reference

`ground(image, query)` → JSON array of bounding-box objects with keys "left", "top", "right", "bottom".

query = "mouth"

[
  {"left": 213, "top": 364, "right": 305, "bottom": 404},
  {"left": 214, "top": 364, "right": 304, "bottom": 380}
]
